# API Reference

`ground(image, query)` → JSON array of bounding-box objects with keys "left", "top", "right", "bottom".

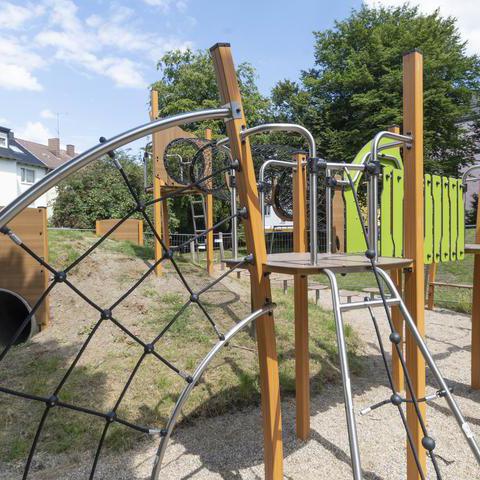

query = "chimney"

[
  {"left": 66, "top": 144, "right": 75, "bottom": 157},
  {"left": 48, "top": 138, "right": 60, "bottom": 157}
]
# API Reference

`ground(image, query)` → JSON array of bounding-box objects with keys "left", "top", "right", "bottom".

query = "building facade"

[{"left": 0, "top": 126, "right": 75, "bottom": 214}]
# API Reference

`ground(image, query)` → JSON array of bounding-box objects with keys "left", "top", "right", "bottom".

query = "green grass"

[
  {"left": 1, "top": 229, "right": 362, "bottom": 463},
  {"left": 306, "top": 229, "right": 477, "bottom": 313},
  {"left": 428, "top": 229, "right": 476, "bottom": 313}
]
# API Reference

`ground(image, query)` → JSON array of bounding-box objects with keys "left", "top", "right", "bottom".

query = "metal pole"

[
  {"left": 368, "top": 170, "right": 378, "bottom": 258},
  {"left": 377, "top": 268, "right": 480, "bottom": 464},
  {"left": 218, "top": 232, "right": 225, "bottom": 269},
  {"left": 259, "top": 158, "right": 298, "bottom": 227},
  {"left": 231, "top": 171, "right": 238, "bottom": 260},
  {"left": 325, "top": 167, "right": 332, "bottom": 255},
  {"left": 323, "top": 268, "right": 363, "bottom": 479}
]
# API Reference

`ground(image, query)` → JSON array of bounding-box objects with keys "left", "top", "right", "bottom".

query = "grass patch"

[{"left": 1, "top": 229, "right": 362, "bottom": 464}]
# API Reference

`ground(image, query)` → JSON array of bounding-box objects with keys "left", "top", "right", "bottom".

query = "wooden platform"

[
  {"left": 225, "top": 253, "right": 412, "bottom": 275},
  {"left": 465, "top": 244, "right": 480, "bottom": 254}
]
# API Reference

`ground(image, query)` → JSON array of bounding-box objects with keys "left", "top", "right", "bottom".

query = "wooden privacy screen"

[
  {"left": 0, "top": 207, "right": 49, "bottom": 328},
  {"left": 96, "top": 219, "right": 144, "bottom": 246}
]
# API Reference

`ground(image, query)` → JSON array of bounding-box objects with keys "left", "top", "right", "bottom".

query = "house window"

[
  {"left": 21, "top": 167, "right": 35, "bottom": 184},
  {"left": 0, "top": 133, "right": 7, "bottom": 148}
]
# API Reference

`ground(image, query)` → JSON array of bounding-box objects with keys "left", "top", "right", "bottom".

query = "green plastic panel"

[
  {"left": 392, "top": 169, "right": 404, "bottom": 257},
  {"left": 441, "top": 177, "right": 450, "bottom": 262},
  {"left": 424, "top": 174, "right": 433, "bottom": 264},
  {"left": 432, "top": 175, "right": 442, "bottom": 263},
  {"left": 457, "top": 179, "right": 465, "bottom": 260},
  {"left": 449, "top": 180, "right": 458, "bottom": 261},
  {"left": 380, "top": 166, "right": 394, "bottom": 256},
  {"left": 344, "top": 137, "right": 403, "bottom": 253}
]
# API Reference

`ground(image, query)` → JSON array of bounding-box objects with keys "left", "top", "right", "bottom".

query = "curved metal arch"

[
  {"left": 0, "top": 108, "right": 232, "bottom": 229},
  {"left": 462, "top": 164, "right": 480, "bottom": 184},
  {"left": 150, "top": 303, "right": 275, "bottom": 479}
]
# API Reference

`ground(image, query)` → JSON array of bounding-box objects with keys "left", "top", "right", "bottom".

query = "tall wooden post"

[
  {"left": 403, "top": 50, "right": 426, "bottom": 480},
  {"left": 389, "top": 125, "right": 404, "bottom": 392},
  {"left": 210, "top": 43, "right": 283, "bottom": 480},
  {"left": 292, "top": 151, "right": 310, "bottom": 439},
  {"left": 150, "top": 90, "right": 163, "bottom": 276},
  {"left": 471, "top": 188, "right": 480, "bottom": 389},
  {"left": 205, "top": 128, "right": 214, "bottom": 275}
]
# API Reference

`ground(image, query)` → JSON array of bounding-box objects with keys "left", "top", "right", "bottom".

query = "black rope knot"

[
  {"left": 55, "top": 271, "right": 67, "bottom": 283},
  {"left": 46, "top": 395, "right": 58, "bottom": 407},
  {"left": 101, "top": 309, "right": 112, "bottom": 320}
]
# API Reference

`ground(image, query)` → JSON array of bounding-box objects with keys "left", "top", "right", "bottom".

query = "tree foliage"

[
  {"left": 272, "top": 5, "right": 480, "bottom": 175},
  {"left": 151, "top": 49, "right": 271, "bottom": 137},
  {"left": 51, "top": 153, "right": 146, "bottom": 229}
]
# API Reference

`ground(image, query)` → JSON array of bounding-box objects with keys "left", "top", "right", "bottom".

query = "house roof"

[
  {"left": 0, "top": 138, "right": 45, "bottom": 167},
  {"left": 16, "top": 138, "right": 74, "bottom": 170}
]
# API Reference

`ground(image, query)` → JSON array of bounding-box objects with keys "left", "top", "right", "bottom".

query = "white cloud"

[
  {"left": 16, "top": 121, "right": 54, "bottom": 143},
  {"left": 0, "top": 0, "right": 193, "bottom": 91},
  {"left": 0, "top": 63, "right": 42, "bottom": 91},
  {"left": 0, "top": 35, "right": 45, "bottom": 91},
  {"left": 366, "top": 0, "right": 480, "bottom": 54},
  {"left": 40, "top": 109, "right": 56, "bottom": 119},
  {"left": 0, "top": 2, "right": 45, "bottom": 29},
  {"left": 143, "top": 0, "right": 187, "bottom": 13},
  {"left": 32, "top": 0, "right": 190, "bottom": 88}
]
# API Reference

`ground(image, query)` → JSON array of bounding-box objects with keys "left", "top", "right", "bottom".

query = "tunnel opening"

[{"left": 0, "top": 290, "right": 34, "bottom": 347}]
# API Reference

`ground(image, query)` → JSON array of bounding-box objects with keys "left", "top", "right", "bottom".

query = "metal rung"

[{"left": 339, "top": 297, "right": 400, "bottom": 312}]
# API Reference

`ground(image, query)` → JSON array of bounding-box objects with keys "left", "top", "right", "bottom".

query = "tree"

[
  {"left": 151, "top": 49, "right": 271, "bottom": 137},
  {"left": 51, "top": 152, "right": 147, "bottom": 229},
  {"left": 466, "top": 193, "right": 479, "bottom": 226},
  {"left": 272, "top": 5, "right": 480, "bottom": 176}
]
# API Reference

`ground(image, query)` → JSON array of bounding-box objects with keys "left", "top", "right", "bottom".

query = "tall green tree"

[
  {"left": 151, "top": 49, "right": 271, "bottom": 137},
  {"left": 272, "top": 5, "right": 480, "bottom": 175},
  {"left": 51, "top": 152, "right": 153, "bottom": 229}
]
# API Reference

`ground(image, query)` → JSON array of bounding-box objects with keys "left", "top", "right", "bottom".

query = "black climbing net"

[
  {"left": 0, "top": 140, "right": 251, "bottom": 480},
  {"left": 342, "top": 166, "right": 444, "bottom": 479}
]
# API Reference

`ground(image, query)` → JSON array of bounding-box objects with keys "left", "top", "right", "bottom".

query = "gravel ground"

[{"left": 3, "top": 271, "right": 480, "bottom": 479}]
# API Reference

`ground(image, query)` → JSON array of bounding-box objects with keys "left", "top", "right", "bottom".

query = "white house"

[{"left": 0, "top": 126, "right": 75, "bottom": 214}]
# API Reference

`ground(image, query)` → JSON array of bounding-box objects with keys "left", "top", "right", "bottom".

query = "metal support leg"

[
  {"left": 323, "top": 268, "right": 363, "bottom": 480},
  {"left": 377, "top": 268, "right": 480, "bottom": 464}
]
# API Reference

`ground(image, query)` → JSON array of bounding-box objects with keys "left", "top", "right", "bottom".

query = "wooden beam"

[
  {"left": 205, "top": 128, "right": 214, "bottom": 275},
  {"left": 151, "top": 90, "right": 164, "bottom": 276},
  {"left": 292, "top": 151, "right": 310, "bottom": 439},
  {"left": 403, "top": 50, "right": 426, "bottom": 480},
  {"left": 426, "top": 263, "right": 437, "bottom": 311},
  {"left": 210, "top": 43, "right": 283, "bottom": 480},
  {"left": 471, "top": 182, "right": 480, "bottom": 389}
]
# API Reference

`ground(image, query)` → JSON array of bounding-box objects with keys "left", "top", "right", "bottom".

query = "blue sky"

[{"left": 0, "top": 0, "right": 478, "bottom": 154}]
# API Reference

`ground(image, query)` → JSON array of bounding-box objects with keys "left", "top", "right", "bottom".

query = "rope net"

[{"left": 0, "top": 146, "right": 250, "bottom": 479}]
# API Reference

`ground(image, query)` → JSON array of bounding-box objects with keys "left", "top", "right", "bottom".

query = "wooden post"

[
  {"left": 471, "top": 188, "right": 480, "bottom": 388},
  {"left": 138, "top": 220, "right": 144, "bottom": 246},
  {"left": 210, "top": 43, "right": 283, "bottom": 480},
  {"left": 150, "top": 90, "right": 164, "bottom": 276},
  {"left": 389, "top": 125, "right": 404, "bottom": 392},
  {"left": 426, "top": 263, "right": 437, "bottom": 311},
  {"left": 292, "top": 151, "right": 310, "bottom": 439},
  {"left": 403, "top": 50, "right": 426, "bottom": 480},
  {"left": 205, "top": 128, "right": 214, "bottom": 275}
]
